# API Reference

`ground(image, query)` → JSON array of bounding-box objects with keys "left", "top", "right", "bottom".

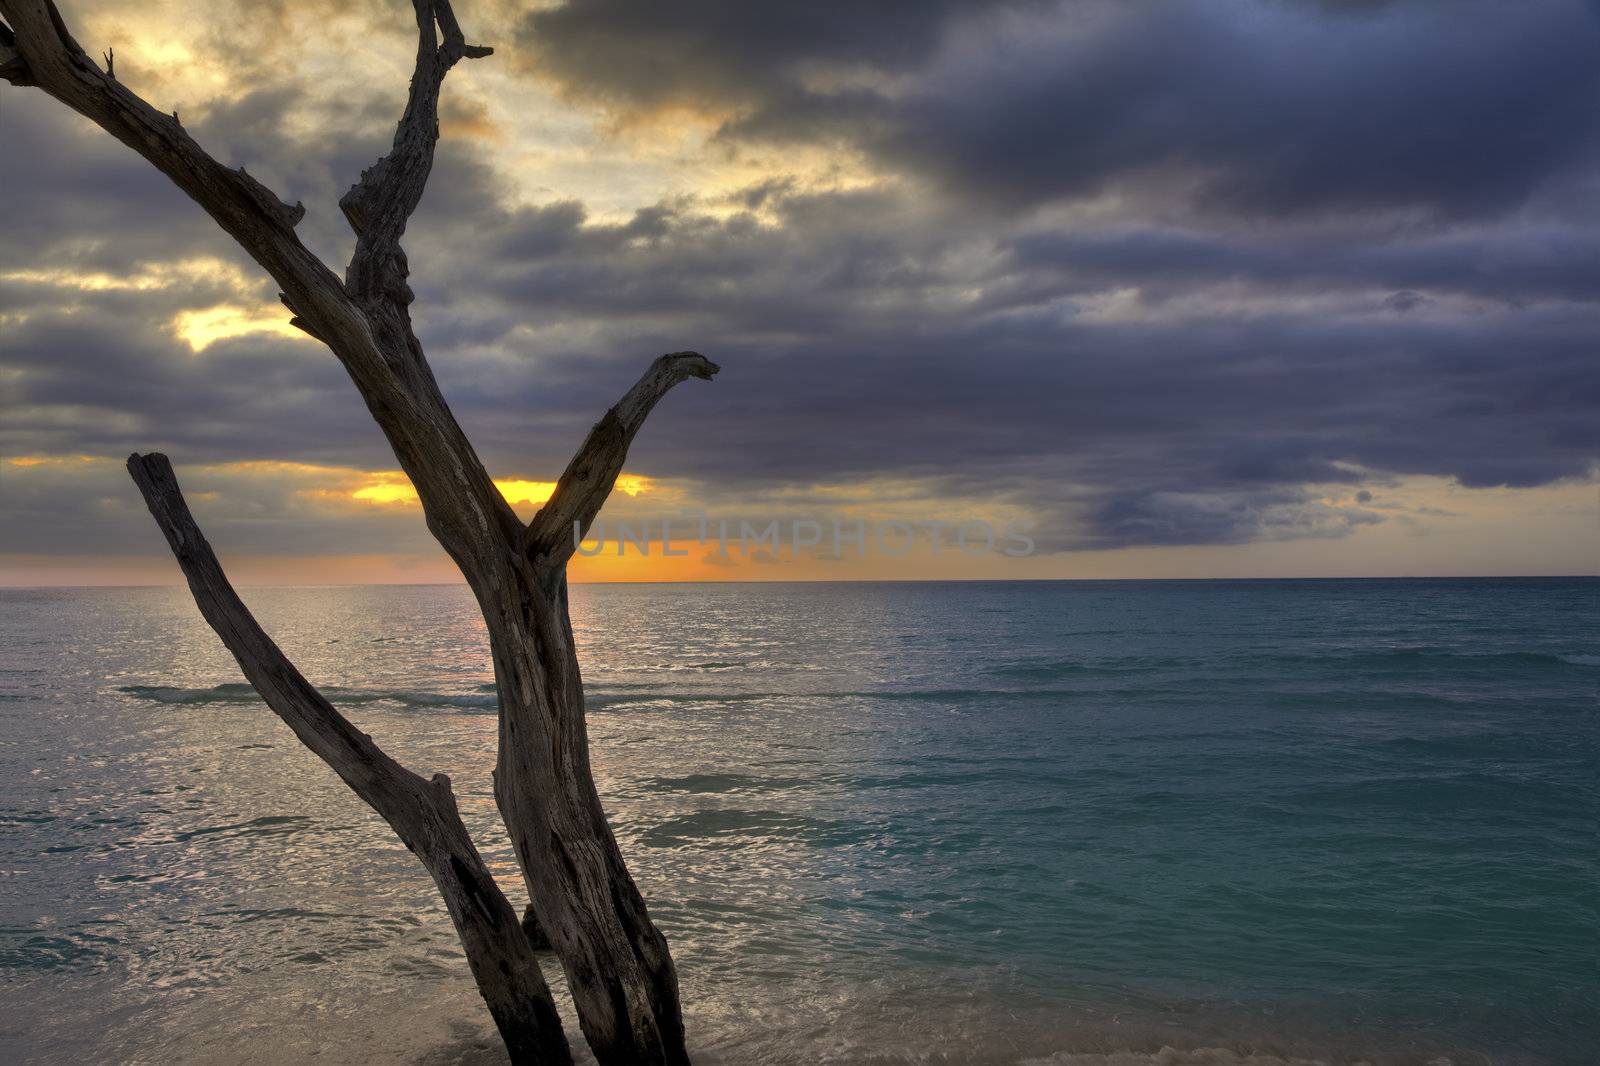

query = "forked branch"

[
  {"left": 125, "top": 453, "right": 572, "bottom": 1065},
  {"left": 523, "top": 352, "right": 719, "bottom": 568},
  {"left": 341, "top": 0, "right": 491, "bottom": 305}
]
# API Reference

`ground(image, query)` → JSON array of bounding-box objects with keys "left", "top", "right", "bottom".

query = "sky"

[{"left": 2, "top": 0, "right": 1596, "bottom": 584}]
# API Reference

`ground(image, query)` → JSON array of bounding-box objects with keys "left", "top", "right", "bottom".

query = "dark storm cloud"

[
  {"left": 517, "top": 0, "right": 1042, "bottom": 113},
  {"left": 1075, "top": 488, "right": 1384, "bottom": 551},
  {"left": 527, "top": 0, "right": 1600, "bottom": 222},
  {"left": 0, "top": 54, "right": 400, "bottom": 280},
  {"left": 389, "top": 173, "right": 1597, "bottom": 549},
  {"left": 0, "top": 95, "right": 228, "bottom": 273},
  {"left": 1004, "top": 222, "right": 1600, "bottom": 309},
  {"left": 869, "top": 1, "right": 1600, "bottom": 219},
  {"left": 3, "top": 0, "right": 1597, "bottom": 560},
  {"left": 0, "top": 300, "right": 376, "bottom": 467}
]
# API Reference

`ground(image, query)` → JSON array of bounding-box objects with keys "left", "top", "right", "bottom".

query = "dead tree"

[{"left": 1, "top": 3, "right": 712, "bottom": 1063}]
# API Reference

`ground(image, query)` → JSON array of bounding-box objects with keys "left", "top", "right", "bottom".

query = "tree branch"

[
  {"left": 127, "top": 453, "right": 418, "bottom": 801},
  {"left": 523, "top": 352, "right": 719, "bottom": 568},
  {"left": 0, "top": 1, "right": 311, "bottom": 251},
  {"left": 125, "top": 452, "right": 572, "bottom": 1065},
  {"left": 341, "top": 0, "right": 491, "bottom": 305}
]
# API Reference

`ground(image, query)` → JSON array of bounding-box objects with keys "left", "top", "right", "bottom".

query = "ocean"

[{"left": 0, "top": 579, "right": 1594, "bottom": 1065}]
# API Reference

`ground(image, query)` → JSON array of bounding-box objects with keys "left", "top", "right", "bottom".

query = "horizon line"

[{"left": 2, "top": 574, "right": 1594, "bottom": 591}]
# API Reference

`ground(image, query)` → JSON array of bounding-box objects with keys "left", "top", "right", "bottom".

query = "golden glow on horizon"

[
  {"left": 346, "top": 473, "right": 655, "bottom": 510},
  {"left": 349, "top": 476, "right": 420, "bottom": 506},
  {"left": 5, "top": 454, "right": 1593, "bottom": 585},
  {"left": 494, "top": 479, "right": 559, "bottom": 507}
]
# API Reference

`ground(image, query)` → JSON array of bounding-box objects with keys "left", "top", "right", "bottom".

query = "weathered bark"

[
  {"left": 486, "top": 573, "right": 690, "bottom": 1065},
  {"left": 493, "top": 352, "right": 716, "bottom": 1063},
  {"left": 126, "top": 454, "right": 571, "bottom": 1066},
  {"left": 3, "top": 3, "right": 712, "bottom": 1063},
  {"left": 462, "top": 353, "right": 716, "bottom": 1064}
]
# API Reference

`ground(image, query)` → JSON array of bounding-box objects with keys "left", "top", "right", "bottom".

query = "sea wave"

[
  {"left": 986, "top": 658, "right": 1165, "bottom": 680},
  {"left": 111, "top": 681, "right": 1469, "bottom": 715},
  {"left": 114, "top": 643, "right": 1597, "bottom": 719},
  {"left": 116, "top": 683, "right": 499, "bottom": 713},
  {"left": 1267, "top": 647, "right": 1596, "bottom": 670},
  {"left": 983, "top": 646, "right": 1600, "bottom": 682}
]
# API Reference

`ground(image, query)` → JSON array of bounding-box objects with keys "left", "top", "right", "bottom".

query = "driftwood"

[{"left": 2, "top": 2, "right": 712, "bottom": 1062}]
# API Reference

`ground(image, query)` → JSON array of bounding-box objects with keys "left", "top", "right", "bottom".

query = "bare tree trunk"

[
  {"left": 489, "top": 576, "right": 689, "bottom": 1064},
  {"left": 478, "top": 352, "right": 716, "bottom": 1064},
  {"left": 2, "top": 3, "right": 712, "bottom": 1062}
]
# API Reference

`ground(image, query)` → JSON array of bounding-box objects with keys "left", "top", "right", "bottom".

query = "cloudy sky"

[{"left": 2, "top": 0, "right": 1596, "bottom": 584}]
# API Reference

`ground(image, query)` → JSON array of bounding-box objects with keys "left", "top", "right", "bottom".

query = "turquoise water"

[{"left": 0, "top": 579, "right": 1594, "bottom": 1064}]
